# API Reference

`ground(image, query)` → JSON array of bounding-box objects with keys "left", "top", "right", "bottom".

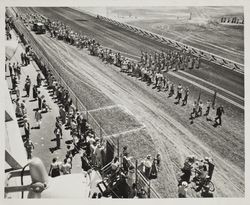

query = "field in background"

[{"left": 80, "top": 6, "right": 244, "bottom": 64}]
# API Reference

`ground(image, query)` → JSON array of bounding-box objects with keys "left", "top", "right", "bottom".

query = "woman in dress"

[
  {"left": 48, "top": 158, "right": 61, "bottom": 177},
  {"left": 32, "top": 85, "right": 38, "bottom": 100},
  {"left": 15, "top": 98, "right": 23, "bottom": 118}
]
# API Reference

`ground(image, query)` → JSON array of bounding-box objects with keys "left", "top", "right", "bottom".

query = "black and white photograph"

[{"left": 2, "top": 0, "right": 248, "bottom": 202}]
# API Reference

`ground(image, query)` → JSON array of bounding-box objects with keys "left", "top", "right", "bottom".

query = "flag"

[{"left": 212, "top": 91, "right": 217, "bottom": 109}]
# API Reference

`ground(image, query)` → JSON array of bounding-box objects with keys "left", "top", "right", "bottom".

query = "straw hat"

[{"left": 182, "top": 181, "right": 188, "bottom": 187}]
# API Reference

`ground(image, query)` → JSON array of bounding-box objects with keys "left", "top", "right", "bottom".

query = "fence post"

[
  {"left": 100, "top": 124, "right": 102, "bottom": 140},
  {"left": 148, "top": 180, "right": 151, "bottom": 198},
  {"left": 75, "top": 96, "right": 78, "bottom": 110},
  {"left": 135, "top": 160, "right": 138, "bottom": 186},
  {"left": 117, "top": 138, "right": 119, "bottom": 158},
  {"left": 86, "top": 110, "right": 88, "bottom": 122}
]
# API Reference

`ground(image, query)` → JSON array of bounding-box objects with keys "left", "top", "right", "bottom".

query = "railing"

[{"left": 6, "top": 7, "right": 161, "bottom": 198}]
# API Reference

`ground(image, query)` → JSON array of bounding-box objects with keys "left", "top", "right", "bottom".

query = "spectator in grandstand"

[
  {"left": 36, "top": 72, "right": 42, "bottom": 87},
  {"left": 214, "top": 105, "right": 224, "bottom": 126},
  {"left": 95, "top": 143, "right": 105, "bottom": 169},
  {"left": 41, "top": 99, "right": 51, "bottom": 112},
  {"left": 15, "top": 98, "right": 23, "bottom": 118},
  {"left": 126, "top": 165, "right": 136, "bottom": 190},
  {"left": 55, "top": 117, "right": 63, "bottom": 137},
  {"left": 156, "top": 153, "right": 161, "bottom": 171},
  {"left": 23, "top": 118, "right": 30, "bottom": 140},
  {"left": 48, "top": 157, "right": 61, "bottom": 177},
  {"left": 11, "top": 76, "right": 18, "bottom": 91},
  {"left": 8, "top": 63, "right": 13, "bottom": 77},
  {"left": 34, "top": 109, "right": 42, "bottom": 129},
  {"left": 111, "top": 156, "right": 120, "bottom": 175},
  {"left": 129, "top": 183, "right": 138, "bottom": 198},
  {"left": 37, "top": 91, "right": 42, "bottom": 110},
  {"left": 141, "top": 155, "right": 152, "bottom": 179},
  {"left": 122, "top": 152, "right": 131, "bottom": 173},
  {"left": 149, "top": 158, "right": 158, "bottom": 180},
  {"left": 13, "top": 62, "right": 17, "bottom": 76},
  {"left": 20, "top": 100, "right": 27, "bottom": 116},
  {"left": 81, "top": 152, "right": 92, "bottom": 172},
  {"left": 60, "top": 158, "right": 72, "bottom": 175},
  {"left": 137, "top": 188, "right": 147, "bottom": 198},
  {"left": 24, "top": 139, "right": 35, "bottom": 160},
  {"left": 32, "top": 85, "right": 38, "bottom": 100},
  {"left": 201, "top": 185, "right": 214, "bottom": 198},
  {"left": 20, "top": 53, "right": 25, "bottom": 65},
  {"left": 16, "top": 62, "right": 21, "bottom": 81},
  {"left": 178, "top": 181, "right": 188, "bottom": 198},
  {"left": 15, "top": 87, "right": 20, "bottom": 100},
  {"left": 122, "top": 146, "right": 129, "bottom": 157},
  {"left": 24, "top": 75, "right": 31, "bottom": 97},
  {"left": 92, "top": 192, "right": 97, "bottom": 198},
  {"left": 54, "top": 125, "right": 62, "bottom": 149},
  {"left": 204, "top": 157, "right": 215, "bottom": 181},
  {"left": 59, "top": 105, "right": 66, "bottom": 124},
  {"left": 180, "top": 155, "right": 196, "bottom": 184},
  {"left": 193, "top": 164, "right": 208, "bottom": 192}
]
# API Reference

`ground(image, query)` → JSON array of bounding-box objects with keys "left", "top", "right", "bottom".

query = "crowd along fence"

[{"left": 6, "top": 7, "right": 161, "bottom": 198}]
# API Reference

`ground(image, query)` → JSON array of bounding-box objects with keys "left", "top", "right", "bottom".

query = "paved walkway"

[{"left": 5, "top": 30, "right": 83, "bottom": 174}]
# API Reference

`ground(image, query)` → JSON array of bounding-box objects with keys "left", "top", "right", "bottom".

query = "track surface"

[
  {"left": 34, "top": 7, "right": 244, "bottom": 99},
  {"left": 16, "top": 7, "right": 244, "bottom": 197}
]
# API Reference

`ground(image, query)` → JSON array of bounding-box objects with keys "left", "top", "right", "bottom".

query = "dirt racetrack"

[{"left": 14, "top": 7, "right": 244, "bottom": 197}]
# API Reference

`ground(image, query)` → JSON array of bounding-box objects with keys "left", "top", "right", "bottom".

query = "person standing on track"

[
  {"left": 175, "top": 84, "right": 183, "bottom": 104},
  {"left": 182, "top": 87, "right": 189, "bottom": 106},
  {"left": 196, "top": 101, "right": 203, "bottom": 117},
  {"left": 190, "top": 101, "right": 198, "bottom": 120},
  {"left": 204, "top": 157, "right": 215, "bottom": 181},
  {"left": 204, "top": 100, "right": 211, "bottom": 121},
  {"left": 214, "top": 105, "right": 224, "bottom": 126}
]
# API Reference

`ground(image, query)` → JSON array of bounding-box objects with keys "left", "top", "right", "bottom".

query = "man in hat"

[
  {"left": 37, "top": 91, "right": 42, "bottom": 110},
  {"left": 182, "top": 87, "right": 189, "bottom": 106},
  {"left": 54, "top": 126, "right": 62, "bottom": 149},
  {"left": 204, "top": 157, "right": 215, "bottom": 181},
  {"left": 201, "top": 185, "right": 214, "bottom": 198},
  {"left": 24, "top": 139, "right": 35, "bottom": 159},
  {"left": 178, "top": 181, "right": 188, "bottom": 198},
  {"left": 9, "top": 62, "right": 13, "bottom": 77},
  {"left": 35, "top": 110, "right": 42, "bottom": 128},
  {"left": 23, "top": 118, "right": 30, "bottom": 140},
  {"left": 214, "top": 105, "right": 224, "bottom": 126},
  {"left": 142, "top": 155, "right": 152, "bottom": 179},
  {"left": 25, "top": 75, "right": 31, "bottom": 97}
]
